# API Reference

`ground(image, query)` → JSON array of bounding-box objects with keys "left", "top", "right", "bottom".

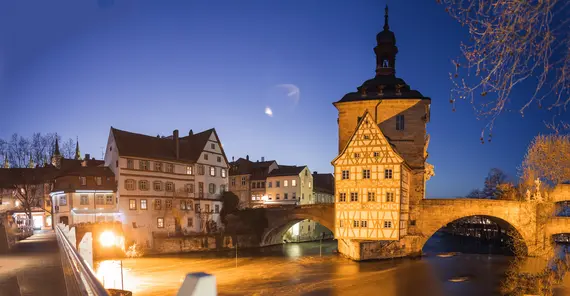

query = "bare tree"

[
  {"left": 438, "top": 0, "right": 570, "bottom": 138},
  {"left": 10, "top": 169, "right": 55, "bottom": 228},
  {"left": 61, "top": 138, "right": 75, "bottom": 159},
  {"left": 8, "top": 134, "right": 30, "bottom": 168},
  {"left": 520, "top": 134, "right": 570, "bottom": 188}
]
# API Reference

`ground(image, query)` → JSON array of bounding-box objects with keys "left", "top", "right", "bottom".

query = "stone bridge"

[{"left": 262, "top": 194, "right": 570, "bottom": 258}]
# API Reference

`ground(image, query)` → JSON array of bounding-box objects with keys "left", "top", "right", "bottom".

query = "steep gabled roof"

[
  {"left": 331, "top": 110, "right": 405, "bottom": 166},
  {"left": 110, "top": 127, "right": 215, "bottom": 163},
  {"left": 268, "top": 165, "right": 306, "bottom": 177}
]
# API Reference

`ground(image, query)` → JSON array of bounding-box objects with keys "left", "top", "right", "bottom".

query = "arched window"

[{"left": 383, "top": 59, "right": 389, "bottom": 68}]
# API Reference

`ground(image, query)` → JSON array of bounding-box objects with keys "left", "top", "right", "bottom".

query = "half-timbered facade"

[{"left": 333, "top": 111, "right": 411, "bottom": 240}]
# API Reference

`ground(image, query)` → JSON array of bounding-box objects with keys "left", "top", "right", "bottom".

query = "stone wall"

[{"left": 151, "top": 234, "right": 259, "bottom": 254}]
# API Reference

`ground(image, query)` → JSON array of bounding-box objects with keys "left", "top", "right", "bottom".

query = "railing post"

[
  {"left": 79, "top": 232, "right": 94, "bottom": 269},
  {"left": 177, "top": 272, "right": 217, "bottom": 296}
]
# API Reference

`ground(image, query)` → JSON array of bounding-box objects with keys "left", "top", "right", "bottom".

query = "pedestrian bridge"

[{"left": 261, "top": 192, "right": 570, "bottom": 258}]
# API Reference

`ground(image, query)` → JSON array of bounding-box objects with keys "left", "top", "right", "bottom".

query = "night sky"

[{"left": 0, "top": 0, "right": 560, "bottom": 197}]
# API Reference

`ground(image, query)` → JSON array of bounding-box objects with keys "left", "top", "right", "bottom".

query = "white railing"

[{"left": 55, "top": 224, "right": 109, "bottom": 296}]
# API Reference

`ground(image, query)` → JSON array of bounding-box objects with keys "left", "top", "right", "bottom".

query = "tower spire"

[
  {"left": 3, "top": 153, "right": 9, "bottom": 168},
  {"left": 75, "top": 137, "right": 81, "bottom": 160},
  {"left": 54, "top": 135, "right": 60, "bottom": 156},
  {"left": 28, "top": 154, "right": 35, "bottom": 168},
  {"left": 384, "top": 5, "right": 389, "bottom": 31}
]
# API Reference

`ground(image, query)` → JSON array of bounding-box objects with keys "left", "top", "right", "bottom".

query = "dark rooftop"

[
  {"left": 111, "top": 127, "right": 216, "bottom": 163},
  {"left": 312, "top": 172, "right": 334, "bottom": 195},
  {"left": 335, "top": 75, "right": 430, "bottom": 104},
  {"left": 268, "top": 165, "right": 306, "bottom": 177}
]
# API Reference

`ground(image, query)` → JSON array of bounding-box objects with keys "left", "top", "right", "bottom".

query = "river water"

[{"left": 95, "top": 233, "right": 570, "bottom": 296}]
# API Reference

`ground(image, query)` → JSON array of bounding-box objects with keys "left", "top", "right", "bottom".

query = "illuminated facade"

[
  {"left": 333, "top": 7, "right": 432, "bottom": 244},
  {"left": 105, "top": 128, "right": 229, "bottom": 247},
  {"left": 265, "top": 165, "right": 313, "bottom": 206}
]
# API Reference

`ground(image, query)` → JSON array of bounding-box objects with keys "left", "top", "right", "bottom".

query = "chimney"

[
  {"left": 85, "top": 154, "right": 90, "bottom": 161},
  {"left": 232, "top": 156, "right": 235, "bottom": 162},
  {"left": 189, "top": 129, "right": 194, "bottom": 136},
  {"left": 261, "top": 156, "right": 265, "bottom": 162},
  {"left": 173, "top": 130, "right": 180, "bottom": 159},
  {"left": 246, "top": 155, "right": 249, "bottom": 161}
]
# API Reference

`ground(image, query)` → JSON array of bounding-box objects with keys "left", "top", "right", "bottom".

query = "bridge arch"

[
  {"left": 261, "top": 205, "right": 335, "bottom": 246},
  {"left": 416, "top": 199, "right": 536, "bottom": 255}
]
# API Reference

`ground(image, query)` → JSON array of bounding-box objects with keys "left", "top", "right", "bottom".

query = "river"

[{"left": 95, "top": 233, "right": 570, "bottom": 296}]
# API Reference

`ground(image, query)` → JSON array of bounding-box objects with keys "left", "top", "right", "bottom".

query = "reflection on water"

[{"left": 94, "top": 236, "right": 570, "bottom": 296}]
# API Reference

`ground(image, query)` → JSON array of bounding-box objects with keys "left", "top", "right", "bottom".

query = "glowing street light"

[{"left": 100, "top": 231, "right": 116, "bottom": 247}]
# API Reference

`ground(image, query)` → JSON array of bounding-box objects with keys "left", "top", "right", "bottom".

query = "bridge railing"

[{"left": 55, "top": 224, "right": 109, "bottom": 296}]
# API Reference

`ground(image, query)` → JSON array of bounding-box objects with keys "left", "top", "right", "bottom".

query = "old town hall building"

[{"left": 333, "top": 6, "right": 434, "bottom": 256}]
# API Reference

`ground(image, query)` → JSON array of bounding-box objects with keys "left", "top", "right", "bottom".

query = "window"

[
  {"left": 368, "top": 192, "right": 376, "bottom": 202},
  {"left": 165, "top": 182, "right": 174, "bottom": 192},
  {"left": 140, "top": 199, "right": 147, "bottom": 210},
  {"left": 241, "top": 177, "right": 246, "bottom": 186},
  {"left": 195, "top": 203, "right": 201, "bottom": 213},
  {"left": 166, "top": 163, "right": 174, "bottom": 173},
  {"left": 205, "top": 204, "right": 210, "bottom": 212},
  {"left": 252, "top": 182, "right": 257, "bottom": 189},
  {"left": 204, "top": 154, "right": 209, "bottom": 160},
  {"left": 340, "top": 220, "right": 344, "bottom": 227},
  {"left": 261, "top": 182, "right": 265, "bottom": 188},
  {"left": 309, "top": 182, "right": 312, "bottom": 188},
  {"left": 284, "top": 193, "right": 288, "bottom": 199},
  {"left": 197, "top": 165, "right": 204, "bottom": 175},
  {"left": 385, "top": 169, "right": 393, "bottom": 179},
  {"left": 154, "top": 162, "right": 162, "bottom": 172},
  {"left": 283, "top": 180, "right": 288, "bottom": 187},
  {"left": 59, "top": 195, "right": 67, "bottom": 206},
  {"left": 217, "top": 156, "right": 221, "bottom": 163},
  {"left": 384, "top": 221, "right": 392, "bottom": 228},
  {"left": 276, "top": 194, "right": 280, "bottom": 200},
  {"left": 210, "top": 167, "right": 216, "bottom": 176},
  {"left": 127, "top": 159, "right": 134, "bottom": 169},
  {"left": 268, "top": 182, "right": 272, "bottom": 188},
  {"left": 80, "top": 177, "right": 87, "bottom": 186},
  {"left": 155, "top": 199, "right": 162, "bottom": 210},
  {"left": 363, "top": 170, "right": 370, "bottom": 179},
  {"left": 383, "top": 59, "right": 389, "bottom": 67},
  {"left": 157, "top": 218, "right": 164, "bottom": 228},
  {"left": 292, "top": 192, "right": 296, "bottom": 199},
  {"left": 292, "top": 180, "right": 296, "bottom": 187},
  {"left": 220, "top": 185, "right": 226, "bottom": 193},
  {"left": 363, "top": 135, "right": 370, "bottom": 140},
  {"left": 211, "top": 143, "right": 215, "bottom": 149},
  {"left": 361, "top": 221, "right": 368, "bottom": 228},
  {"left": 125, "top": 179, "right": 135, "bottom": 190},
  {"left": 80, "top": 195, "right": 88, "bottom": 205},
  {"left": 221, "top": 169, "right": 226, "bottom": 178},
  {"left": 96, "top": 195, "right": 104, "bottom": 205},
  {"left": 339, "top": 193, "right": 346, "bottom": 202},
  {"left": 267, "top": 194, "right": 272, "bottom": 200},
  {"left": 302, "top": 193, "right": 304, "bottom": 200},
  {"left": 129, "top": 199, "right": 136, "bottom": 210},
  {"left": 153, "top": 181, "right": 163, "bottom": 191},
  {"left": 187, "top": 218, "right": 193, "bottom": 227},
  {"left": 386, "top": 192, "right": 395, "bottom": 202},
  {"left": 396, "top": 114, "right": 405, "bottom": 130},
  {"left": 374, "top": 151, "right": 380, "bottom": 157},
  {"left": 342, "top": 170, "right": 349, "bottom": 180},
  {"left": 185, "top": 183, "right": 194, "bottom": 193},
  {"left": 180, "top": 200, "right": 187, "bottom": 210},
  {"left": 96, "top": 177, "right": 102, "bottom": 185},
  {"left": 354, "top": 153, "right": 360, "bottom": 158},
  {"left": 187, "top": 202, "right": 193, "bottom": 211},
  {"left": 186, "top": 166, "right": 193, "bottom": 175},
  {"left": 166, "top": 200, "right": 172, "bottom": 209},
  {"left": 139, "top": 160, "right": 150, "bottom": 170},
  {"left": 106, "top": 195, "right": 113, "bottom": 205},
  {"left": 215, "top": 205, "right": 220, "bottom": 213},
  {"left": 353, "top": 220, "right": 359, "bottom": 227},
  {"left": 209, "top": 183, "right": 216, "bottom": 194},
  {"left": 276, "top": 181, "right": 280, "bottom": 188},
  {"left": 231, "top": 178, "right": 236, "bottom": 186},
  {"left": 139, "top": 180, "right": 149, "bottom": 191},
  {"left": 350, "top": 192, "right": 358, "bottom": 202},
  {"left": 198, "top": 182, "right": 204, "bottom": 198}
]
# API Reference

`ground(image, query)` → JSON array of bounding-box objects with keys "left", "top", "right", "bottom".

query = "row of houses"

[{"left": 0, "top": 126, "right": 334, "bottom": 248}]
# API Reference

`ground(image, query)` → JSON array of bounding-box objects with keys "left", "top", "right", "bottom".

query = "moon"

[
  {"left": 276, "top": 84, "right": 300, "bottom": 105},
  {"left": 265, "top": 107, "right": 273, "bottom": 117}
]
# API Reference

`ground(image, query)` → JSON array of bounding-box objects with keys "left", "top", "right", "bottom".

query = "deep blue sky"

[{"left": 0, "top": 0, "right": 561, "bottom": 197}]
